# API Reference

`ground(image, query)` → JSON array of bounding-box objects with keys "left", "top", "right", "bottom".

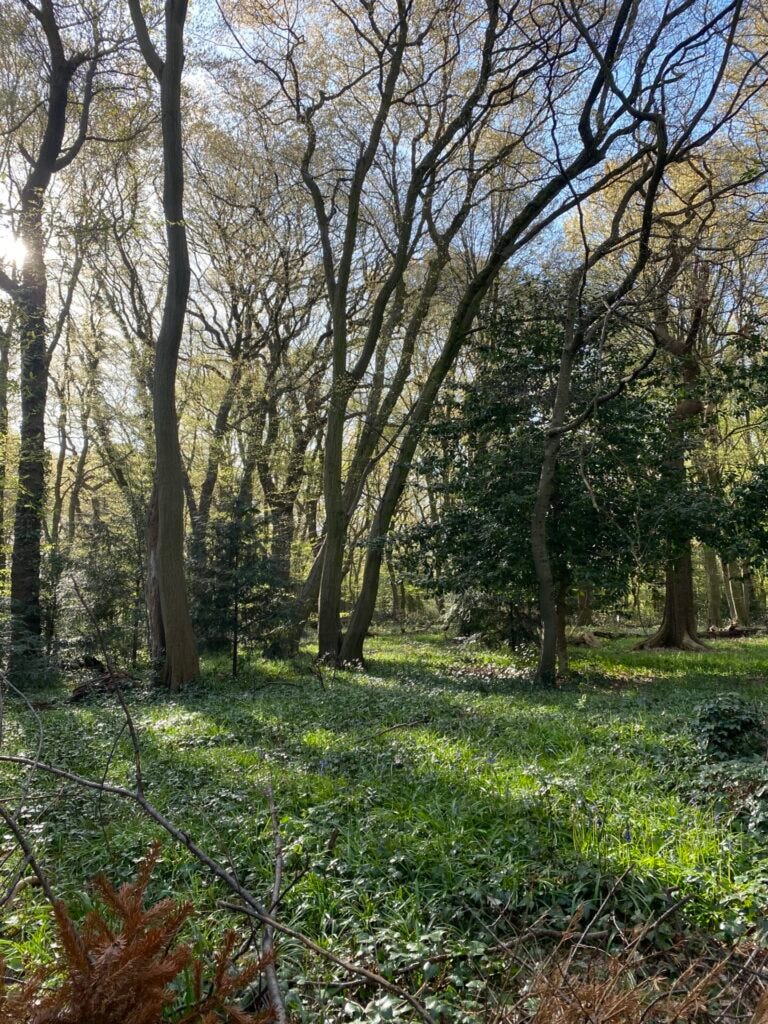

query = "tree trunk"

[
  {"left": 576, "top": 586, "right": 593, "bottom": 627},
  {"left": 8, "top": 224, "right": 49, "bottom": 680},
  {"left": 130, "top": 0, "right": 199, "bottom": 689},
  {"left": 720, "top": 556, "right": 737, "bottom": 624},
  {"left": 189, "top": 361, "right": 240, "bottom": 575},
  {"left": 724, "top": 561, "right": 749, "bottom": 622},
  {"left": 742, "top": 562, "right": 755, "bottom": 624},
  {"left": 727, "top": 561, "right": 748, "bottom": 625},
  {"left": 702, "top": 546, "right": 722, "bottom": 628},
  {"left": 386, "top": 550, "right": 400, "bottom": 621},
  {"left": 639, "top": 545, "right": 706, "bottom": 650},
  {"left": 0, "top": 321, "right": 10, "bottom": 582},
  {"left": 317, "top": 385, "right": 347, "bottom": 660},
  {"left": 556, "top": 585, "right": 569, "bottom": 675}
]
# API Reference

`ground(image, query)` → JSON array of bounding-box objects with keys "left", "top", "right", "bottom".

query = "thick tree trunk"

[
  {"left": 639, "top": 545, "right": 706, "bottom": 650},
  {"left": 702, "top": 546, "right": 722, "bottom": 628}
]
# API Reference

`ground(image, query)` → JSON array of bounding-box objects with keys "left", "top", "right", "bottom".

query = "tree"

[
  {"left": 340, "top": 0, "right": 761, "bottom": 668},
  {"left": 0, "top": 0, "right": 128, "bottom": 681},
  {"left": 127, "top": 0, "right": 199, "bottom": 688}
]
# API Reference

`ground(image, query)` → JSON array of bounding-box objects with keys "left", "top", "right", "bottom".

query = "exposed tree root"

[{"left": 635, "top": 631, "right": 708, "bottom": 652}]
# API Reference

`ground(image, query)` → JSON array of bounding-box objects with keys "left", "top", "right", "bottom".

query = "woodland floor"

[{"left": 3, "top": 632, "right": 768, "bottom": 1020}]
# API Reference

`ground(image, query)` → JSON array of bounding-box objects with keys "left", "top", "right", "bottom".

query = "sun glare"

[{"left": 0, "top": 230, "right": 26, "bottom": 268}]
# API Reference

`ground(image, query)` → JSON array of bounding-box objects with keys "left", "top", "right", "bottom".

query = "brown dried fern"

[{"left": 0, "top": 845, "right": 273, "bottom": 1024}]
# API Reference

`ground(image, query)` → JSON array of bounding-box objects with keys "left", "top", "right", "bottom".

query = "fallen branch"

[{"left": 0, "top": 754, "right": 432, "bottom": 1023}]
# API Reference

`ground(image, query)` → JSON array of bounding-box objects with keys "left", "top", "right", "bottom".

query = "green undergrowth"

[{"left": 2, "top": 631, "right": 768, "bottom": 1020}]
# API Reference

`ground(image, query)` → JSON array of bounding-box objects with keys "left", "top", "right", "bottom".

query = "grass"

[{"left": 2, "top": 631, "right": 768, "bottom": 1020}]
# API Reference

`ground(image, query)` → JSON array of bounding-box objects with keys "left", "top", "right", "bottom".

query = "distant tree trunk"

[
  {"left": 129, "top": 0, "right": 198, "bottom": 689},
  {"left": 727, "top": 561, "right": 748, "bottom": 625},
  {"left": 742, "top": 562, "right": 755, "bottom": 624},
  {"left": 0, "top": 321, "right": 10, "bottom": 582},
  {"left": 640, "top": 295, "right": 707, "bottom": 651},
  {"left": 530, "top": 335, "right": 574, "bottom": 684},
  {"left": 146, "top": 484, "right": 165, "bottom": 666},
  {"left": 702, "top": 547, "right": 722, "bottom": 628},
  {"left": 189, "top": 361, "right": 240, "bottom": 575},
  {"left": 721, "top": 556, "right": 739, "bottom": 624},
  {"left": 576, "top": 585, "right": 593, "bottom": 627},
  {"left": 556, "top": 584, "right": 569, "bottom": 675},
  {"left": 723, "top": 560, "right": 747, "bottom": 626},
  {"left": 641, "top": 545, "right": 705, "bottom": 650},
  {"left": 386, "top": 550, "right": 400, "bottom": 621},
  {"left": 317, "top": 394, "right": 347, "bottom": 661},
  {"left": 270, "top": 502, "right": 294, "bottom": 586}
]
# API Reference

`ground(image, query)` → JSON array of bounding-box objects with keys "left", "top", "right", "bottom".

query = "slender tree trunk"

[
  {"left": 530, "top": 337, "right": 575, "bottom": 683},
  {"left": 727, "top": 561, "right": 748, "bottom": 625},
  {"left": 130, "top": 0, "right": 198, "bottom": 688},
  {"left": 386, "top": 549, "right": 400, "bottom": 621},
  {"left": 556, "top": 584, "right": 569, "bottom": 675},
  {"left": 742, "top": 562, "right": 756, "bottom": 624},
  {"left": 8, "top": 213, "right": 49, "bottom": 680},
  {"left": 702, "top": 546, "right": 722, "bottom": 628},
  {"left": 0, "top": 322, "right": 10, "bottom": 583},
  {"left": 146, "top": 484, "right": 165, "bottom": 667},
  {"left": 576, "top": 585, "right": 593, "bottom": 627},
  {"left": 189, "top": 361, "right": 240, "bottom": 575},
  {"left": 721, "top": 556, "right": 739, "bottom": 623},
  {"left": 317, "top": 384, "right": 348, "bottom": 660}
]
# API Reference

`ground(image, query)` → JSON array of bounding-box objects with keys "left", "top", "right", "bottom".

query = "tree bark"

[
  {"left": 576, "top": 586, "right": 593, "bottom": 627},
  {"left": 556, "top": 584, "right": 569, "bottom": 675},
  {"left": 0, "top": 321, "right": 10, "bottom": 582},
  {"left": 702, "top": 546, "right": 722, "bottom": 628},
  {"left": 129, "top": 0, "right": 198, "bottom": 688},
  {"left": 726, "top": 561, "right": 748, "bottom": 625},
  {"left": 8, "top": 205, "right": 50, "bottom": 678},
  {"left": 640, "top": 546, "right": 705, "bottom": 650}
]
